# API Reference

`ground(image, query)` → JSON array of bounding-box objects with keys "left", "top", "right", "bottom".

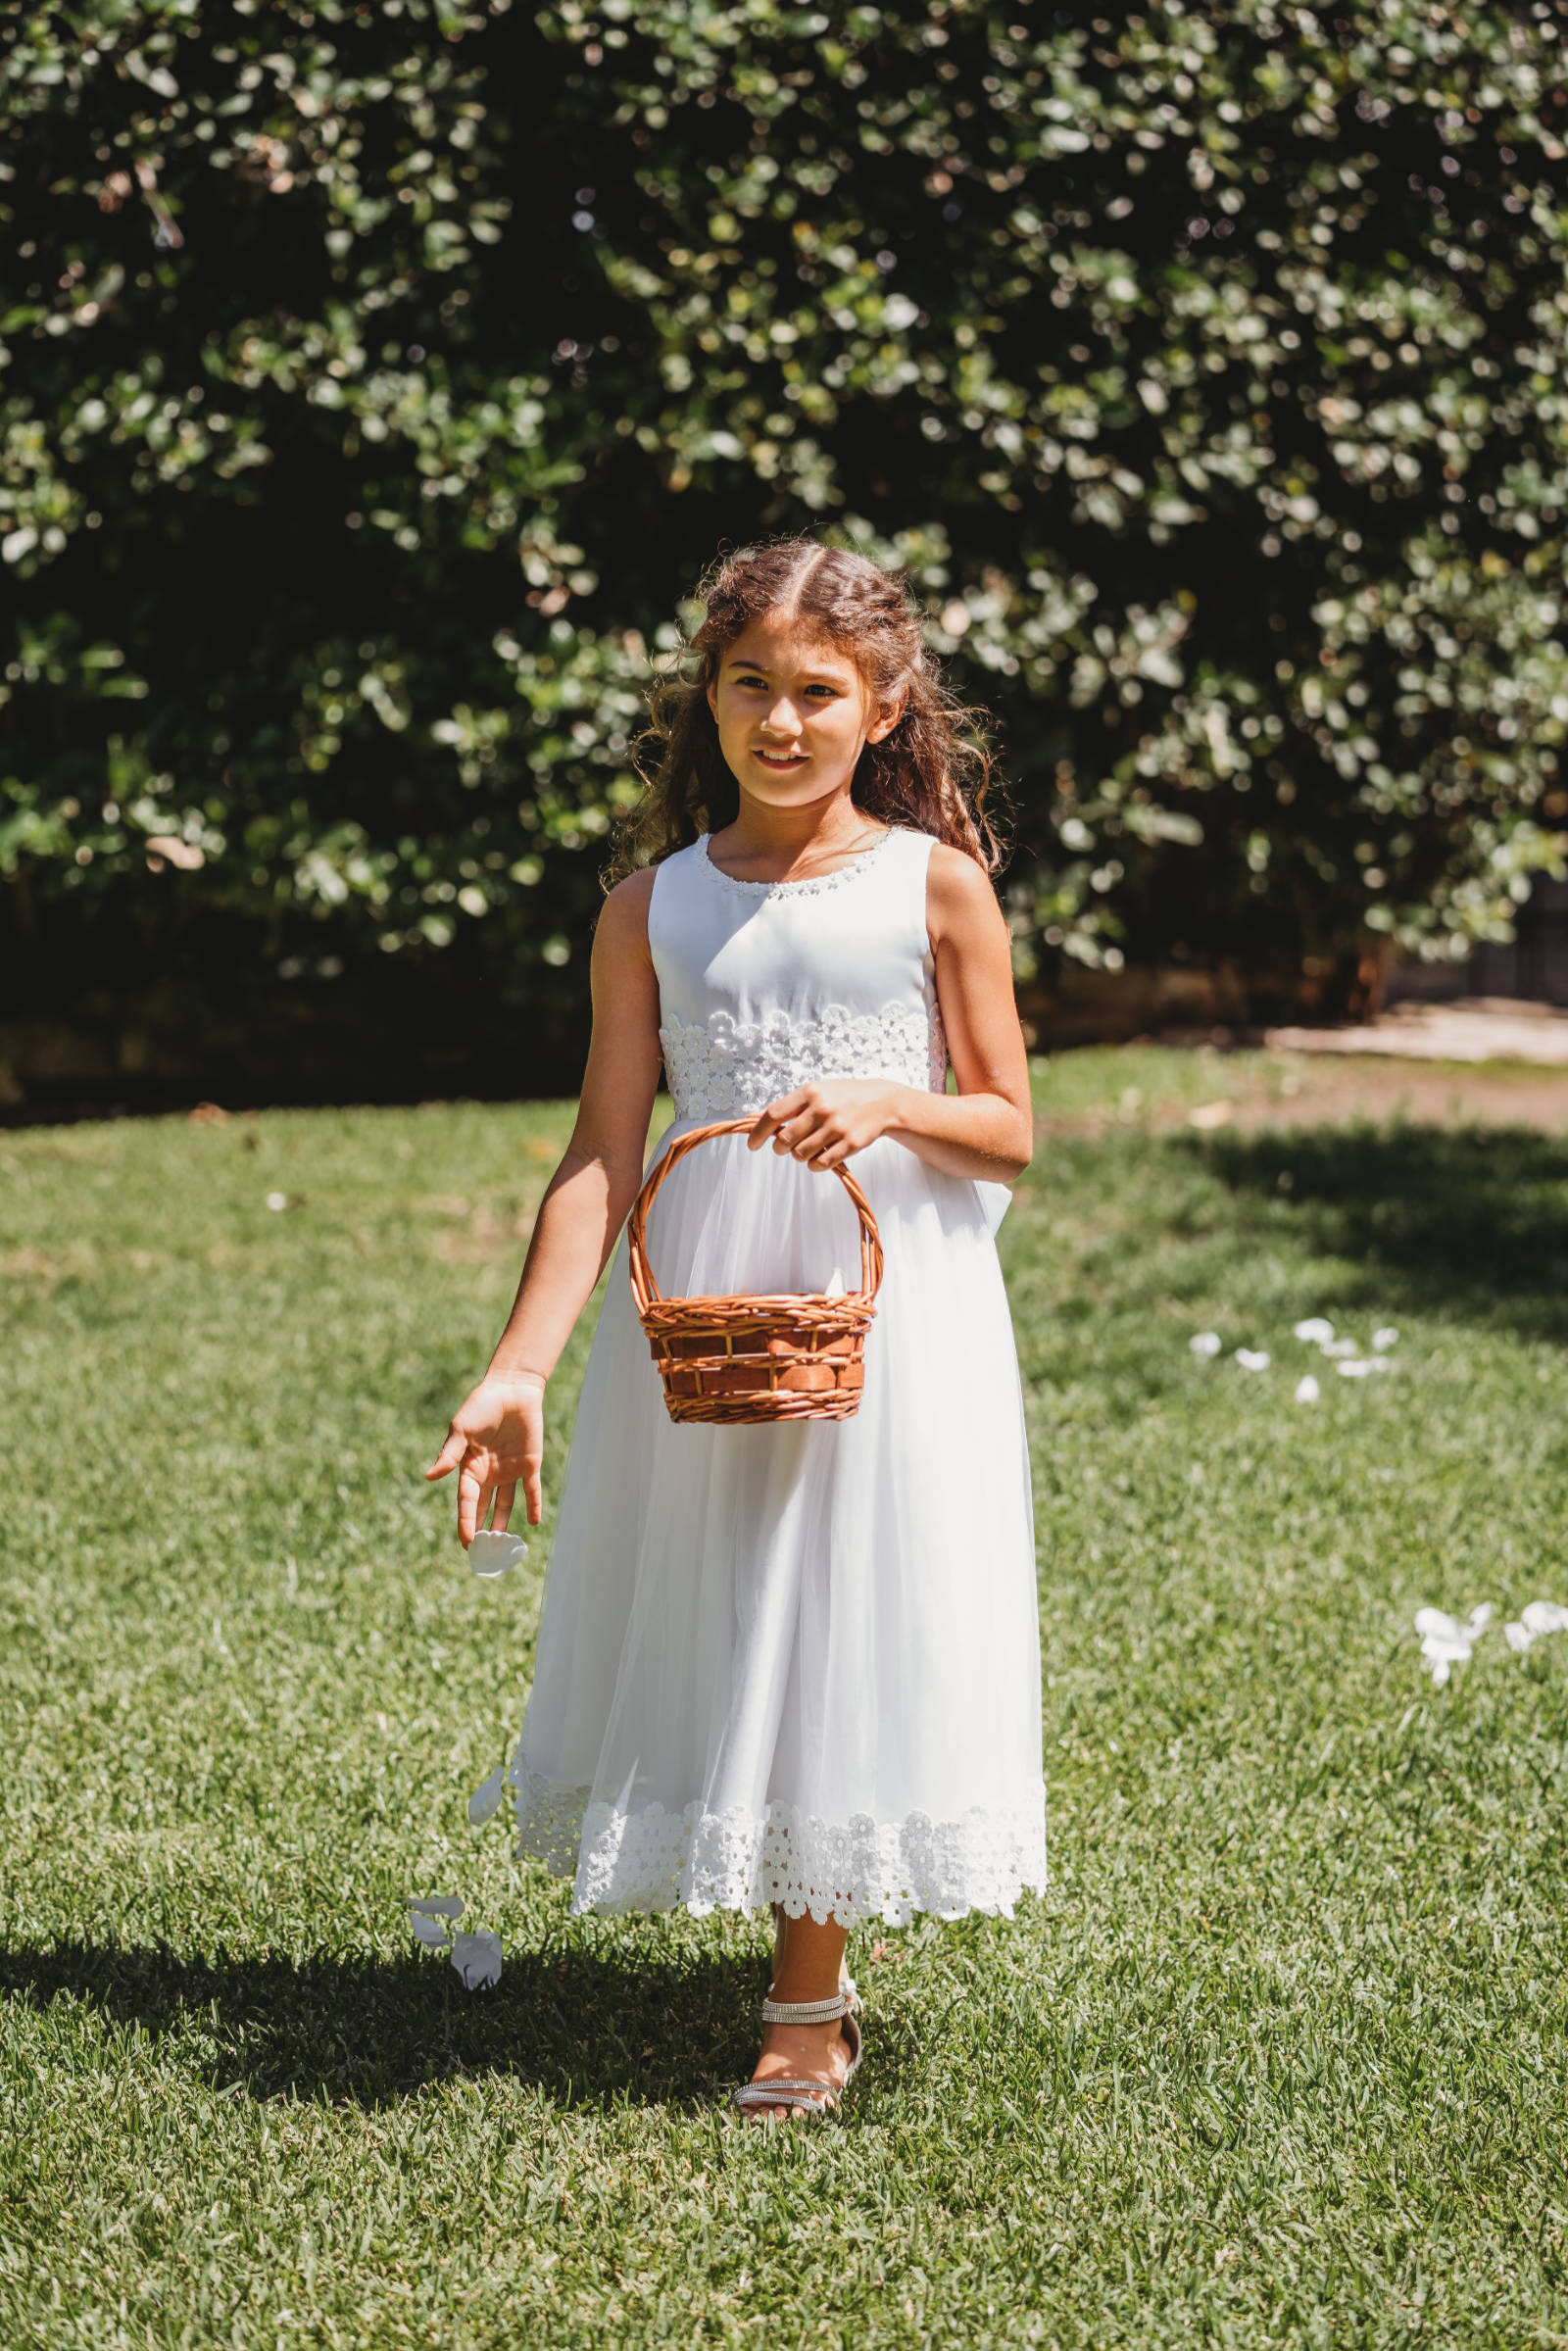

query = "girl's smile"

[{"left": 708, "top": 610, "right": 903, "bottom": 809}]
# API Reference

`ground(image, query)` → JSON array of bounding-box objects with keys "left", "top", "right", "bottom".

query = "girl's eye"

[{"left": 736, "top": 673, "right": 767, "bottom": 690}]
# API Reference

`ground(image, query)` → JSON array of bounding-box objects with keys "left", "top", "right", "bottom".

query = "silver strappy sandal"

[{"left": 731, "top": 1989, "right": 862, "bottom": 2123}]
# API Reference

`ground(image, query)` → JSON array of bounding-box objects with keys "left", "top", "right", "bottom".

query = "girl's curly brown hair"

[{"left": 608, "top": 539, "right": 1005, "bottom": 882}]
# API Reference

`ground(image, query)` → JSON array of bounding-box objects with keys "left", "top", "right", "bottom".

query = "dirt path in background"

[
  {"left": 1210, "top": 1059, "right": 1568, "bottom": 1133},
  {"left": 1038, "top": 1053, "right": 1568, "bottom": 1140}
]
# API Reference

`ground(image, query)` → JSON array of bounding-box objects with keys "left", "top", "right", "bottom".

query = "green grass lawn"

[{"left": 4, "top": 1051, "right": 1568, "bottom": 2348}]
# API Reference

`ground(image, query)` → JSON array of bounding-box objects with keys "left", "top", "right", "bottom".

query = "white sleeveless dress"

[{"left": 510, "top": 824, "right": 1047, "bottom": 1927}]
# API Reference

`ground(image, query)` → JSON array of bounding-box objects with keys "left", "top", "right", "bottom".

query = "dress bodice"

[{"left": 648, "top": 826, "right": 947, "bottom": 1123}]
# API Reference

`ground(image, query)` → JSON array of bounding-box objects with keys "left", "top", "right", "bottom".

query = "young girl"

[{"left": 429, "top": 539, "right": 1046, "bottom": 2119}]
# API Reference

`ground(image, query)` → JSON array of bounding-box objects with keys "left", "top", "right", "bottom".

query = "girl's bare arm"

[
  {"left": 748, "top": 845, "right": 1033, "bottom": 1183},
  {"left": 426, "top": 869, "right": 662, "bottom": 1542}
]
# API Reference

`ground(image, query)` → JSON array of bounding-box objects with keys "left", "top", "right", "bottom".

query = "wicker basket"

[{"left": 628, "top": 1115, "right": 884, "bottom": 1424}]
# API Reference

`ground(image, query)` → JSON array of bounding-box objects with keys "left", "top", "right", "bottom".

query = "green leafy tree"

[{"left": 3, "top": 1, "right": 1566, "bottom": 1090}]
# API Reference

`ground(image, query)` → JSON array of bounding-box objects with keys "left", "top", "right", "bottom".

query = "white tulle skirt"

[{"left": 511, "top": 1124, "right": 1047, "bottom": 1928}]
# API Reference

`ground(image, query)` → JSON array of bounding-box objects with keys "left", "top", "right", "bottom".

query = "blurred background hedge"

[{"left": 3, "top": 0, "right": 1567, "bottom": 1103}]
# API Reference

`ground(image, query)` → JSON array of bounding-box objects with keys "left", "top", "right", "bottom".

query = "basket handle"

[{"left": 627, "top": 1115, "right": 885, "bottom": 1315}]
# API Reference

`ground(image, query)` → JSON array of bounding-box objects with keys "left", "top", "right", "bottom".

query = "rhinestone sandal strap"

[
  {"left": 733, "top": 2082, "right": 833, "bottom": 2111},
  {"left": 760, "top": 1993, "right": 850, "bottom": 2026}
]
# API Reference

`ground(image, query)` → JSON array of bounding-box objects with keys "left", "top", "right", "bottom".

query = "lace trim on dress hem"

[
  {"left": 659, "top": 1000, "right": 949, "bottom": 1123},
  {"left": 510, "top": 1760, "right": 1049, "bottom": 1929},
  {"left": 696, "top": 828, "right": 895, "bottom": 899}
]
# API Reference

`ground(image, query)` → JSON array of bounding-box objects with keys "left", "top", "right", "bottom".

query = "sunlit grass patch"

[{"left": 3, "top": 1070, "right": 1566, "bottom": 2347}]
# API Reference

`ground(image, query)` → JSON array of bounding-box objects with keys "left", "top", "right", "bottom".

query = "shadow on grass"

[
  {"left": 1188, "top": 1123, "right": 1568, "bottom": 1342},
  {"left": 0, "top": 1935, "right": 772, "bottom": 2111}
]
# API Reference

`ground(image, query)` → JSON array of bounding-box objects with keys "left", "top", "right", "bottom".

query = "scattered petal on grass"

[
  {"left": 1294, "top": 1318, "right": 1335, "bottom": 1346},
  {"left": 1502, "top": 1600, "right": 1568, "bottom": 1653},
  {"left": 1322, "top": 1338, "right": 1360, "bottom": 1359},
  {"left": 468, "top": 1530, "right": 528, "bottom": 1578},
  {"left": 1337, "top": 1360, "right": 1376, "bottom": 1379},
  {"left": 1372, "top": 1327, "right": 1398, "bottom": 1351},
  {"left": 1235, "top": 1348, "right": 1270, "bottom": 1372},
  {"left": 266, "top": 1192, "right": 286, "bottom": 1211},
  {"left": 410, "top": 1911, "right": 453, "bottom": 1947},
  {"left": 408, "top": 1892, "right": 465, "bottom": 1921},
  {"left": 1187, "top": 1101, "right": 1234, "bottom": 1130},
  {"left": 1190, "top": 1332, "right": 1222, "bottom": 1358},
  {"left": 450, "top": 1930, "right": 503, "bottom": 1990},
  {"left": 467, "top": 1766, "right": 506, "bottom": 1826},
  {"left": 1295, "top": 1374, "right": 1320, "bottom": 1404},
  {"left": 1414, "top": 1604, "right": 1491, "bottom": 1684}
]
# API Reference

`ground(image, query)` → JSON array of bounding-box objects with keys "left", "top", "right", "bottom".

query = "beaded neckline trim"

[{"left": 696, "top": 827, "right": 896, "bottom": 899}]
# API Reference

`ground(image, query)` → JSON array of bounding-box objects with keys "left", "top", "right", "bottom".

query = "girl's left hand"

[{"left": 748, "top": 1079, "right": 909, "bottom": 1169}]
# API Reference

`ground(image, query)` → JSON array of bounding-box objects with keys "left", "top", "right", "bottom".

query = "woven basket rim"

[{"left": 627, "top": 1114, "right": 884, "bottom": 1319}]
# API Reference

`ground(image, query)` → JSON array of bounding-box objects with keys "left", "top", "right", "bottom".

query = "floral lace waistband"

[{"left": 659, "top": 1001, "right": 948, "bottom": 1123}]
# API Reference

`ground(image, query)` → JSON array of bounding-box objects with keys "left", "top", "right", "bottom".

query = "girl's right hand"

[{"left": 425, "top": 1372, "right": 546, "bottom": 1546}]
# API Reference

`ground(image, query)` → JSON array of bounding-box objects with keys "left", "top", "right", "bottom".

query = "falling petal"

[
  {"left": 468, "top": 1530, "right": 528, "bottom": 1578},
  {"left": 451, "top": 1930, "right": 504, "bottom": 1990},
  {"left": 468, "top": 1766, "right": 506, "bottom": 1826},
  {"left": 1520, "top": 1598, "right": 1568, "bottom": 1638},
  {"left": 408, "top": 1892, "right": 466, "bottom": 1920},
  {"left": 1295, "top": 1374, "right": 1320, "bottom": 1404},
  {"left": 1235, "top": 1348, "right": 1270, "bottom": 1371},
  {"left": 1294, "top": 1318, "right": 1335, "bottom": 1346},
  {"left": 1190, "top": 1331, "right": 1222, "bottom": 1358},
  {"left": 1504, "top": 1621, "right": 1533, "bottom": 1653},
  {"left": 410, "top": 1912, "right": 452, "bottom": 1947},
  {"left": 1372, "top": 1327, "right": 1399, "bottom": 1351}
]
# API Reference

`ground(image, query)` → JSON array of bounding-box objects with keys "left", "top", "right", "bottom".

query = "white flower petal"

[
  {"left": 266, "top": 1192, "right": 287, "bottom": 1211},
  {"left": 467, "top": 1766, "right": 506, "bottom": 1826},
  {"left": 451, "top": 1929, "right": 503, "bottom": 1990},
  {"left": 1322, "top": 1338, "right": 1359, "bottom": 1358},
  {"left": 823, "top": 1267, "right": 847, "bottom": 1299},
  {"left": 1521, "top": 1598, "right": 1568, "bottom": 1638},
  {"left": 1190, "top": 1331, "right": 1222, "bottom": 1358},
  {"left": 1467, "top": 1602, "right": 1494, "bottom": 1635},
  {"left": 410, "top": 1912, "right": 452, "bottom": 1947},
  {"left": 467, "top": 1530, "right": 528, "bottom": 1578},
  {"left": 1294, "top": 1318, "right": 1335, "bottom": 1345},
  {"left": 1235, "top": 1348, "right": 1271, "bottom": 1371},
  {"left": 1372, "top": 1327, "right": 1399, "bottom": 1351},
  {"left": 408, "top": 1891, "right": 466, "bottom": 1920},
  {"left": 1295, "top": 1374, "right": 1320, "bottom": 1404},
  {"left": 1337, "top": 1360, "right": 1377, "bottom": 1378},
  {"left": 1414, "top": 1608, "right": 1466, "bottom": 1641},
  {"left": 1420, "top": 1633, "right": 1472, "bottom": 1666},
  {"left": 1504, "top": 1621, "right": 1534, "bottom": 1653},
  {"left": 1429, "top": 1655, "right": 1452, "bottom": 1686}
]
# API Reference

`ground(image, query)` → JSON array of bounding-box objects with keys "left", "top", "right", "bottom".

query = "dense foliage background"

[{"left": 3, "top": 0, "right": 1567, "bottom": 1098}]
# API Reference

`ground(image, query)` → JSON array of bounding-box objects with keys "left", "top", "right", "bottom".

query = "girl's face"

[{"left": 707, "top": 609, "right": 904, "bottom": 810}]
